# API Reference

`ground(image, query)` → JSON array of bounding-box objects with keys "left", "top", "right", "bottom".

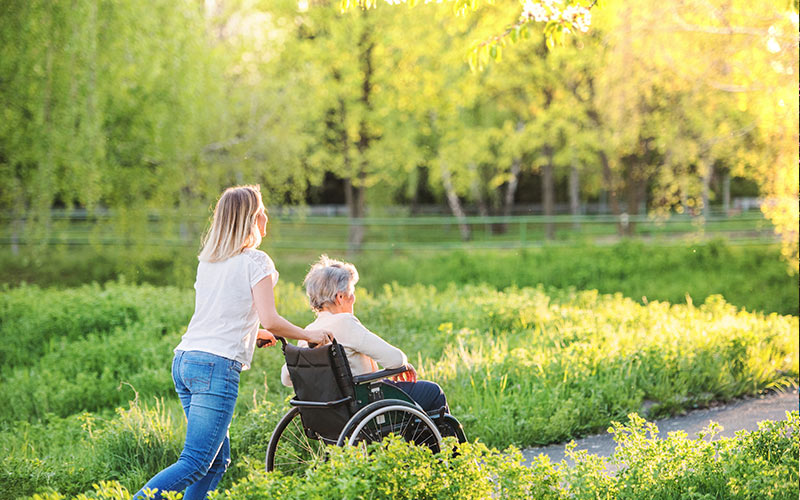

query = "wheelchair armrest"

[
  {"left": 352, "top": 365, "right": 410, "bottom": 385},
  {"left": 289, "top": 396, "right": 353, "bottom": 408}
]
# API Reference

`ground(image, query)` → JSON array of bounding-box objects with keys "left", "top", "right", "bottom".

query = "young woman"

[{"left": 133, "top": 185, "right": 333, "bottom": 500}]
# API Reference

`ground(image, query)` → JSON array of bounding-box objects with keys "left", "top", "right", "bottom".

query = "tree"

[
  {"left": 0, "top": 0, "right": 223, "bottom": 254},
  {"left": 593, "top": 0, "right": 798, "bottom": 265},
  {"left": 349, "top": 0, "right": 596, "bottom": 67},
  {"left": 264, "top": 1, "right": 427, "bottom": 250}
]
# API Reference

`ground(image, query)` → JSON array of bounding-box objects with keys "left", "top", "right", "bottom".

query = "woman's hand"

[
  {"left": 304, "top": 329, "right": 334, "bottom": 346},
  {"left": 253, "top": 276, "right": 330, "bottom": 343},
  {"left": 392, "top": 364, "right": 417, "bottom": 383},
  {"left": 256, "top": 329, "right": 277, "bottom": 348}
]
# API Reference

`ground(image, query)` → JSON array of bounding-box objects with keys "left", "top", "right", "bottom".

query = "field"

[
  {"left": 0, "top": 243, "right": 797, "bottom": 499},
  {"left": 2, "top": 239, "right": 797, "bottom": 315}
]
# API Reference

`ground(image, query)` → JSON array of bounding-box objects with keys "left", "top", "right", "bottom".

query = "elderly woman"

[{"left": 281, "top": 255, "right": 448, "bottom": 413}]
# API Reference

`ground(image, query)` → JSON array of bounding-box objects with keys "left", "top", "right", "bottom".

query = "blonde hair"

[
  {"left": 198, "top": 185, "right": 264, "bottom": 262},
  {"left": 303, "top": 255, "right": 359, "bottom": 312}
]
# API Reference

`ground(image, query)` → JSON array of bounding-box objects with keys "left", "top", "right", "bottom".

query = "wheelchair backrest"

[{"left": 283, "top": 339, "right": 356, "bottom": 441}]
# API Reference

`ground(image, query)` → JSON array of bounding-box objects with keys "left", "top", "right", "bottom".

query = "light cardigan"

[{"left": 280, "top": 311, "right": 407, "bottom": 387}]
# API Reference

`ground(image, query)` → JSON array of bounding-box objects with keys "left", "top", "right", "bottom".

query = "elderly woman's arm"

[{"left": 341, "top": 315, "right": 408, "bottom": 369}]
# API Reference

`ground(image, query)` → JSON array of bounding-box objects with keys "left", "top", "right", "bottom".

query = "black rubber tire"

[
  {"left": 337, "top": 399, "right": 442, "bottom": 453},
  {"left": 265, "top": 407, "right": 327, "bottom": 475}
]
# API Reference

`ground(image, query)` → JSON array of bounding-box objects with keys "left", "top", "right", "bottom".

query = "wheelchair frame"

[{"left": 265, "top": 337, "right": 466, "bottom": 475}]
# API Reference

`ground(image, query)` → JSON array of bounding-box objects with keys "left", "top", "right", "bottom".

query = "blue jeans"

[{"left": 133, "top": 350, "right": 241, "bottom": 500}]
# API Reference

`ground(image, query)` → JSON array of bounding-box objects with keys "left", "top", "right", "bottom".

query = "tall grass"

[
  {"left": 0, "top": 399, "right": 184, "bottom": 499},
  {"left": 1, "top": 240, "right": 797, "bottom": 315},
  {"left": 0, "top": 282, "right": 192, "bottom": 373},
  {"left": 1, "top": 283, "right": 795, "bottom": 439},
  {"left": 28, "top": 412, "right": 800, "bottom": 500},
  {"left": 0, "top": 277, "right": 796, "bottom": 497}
]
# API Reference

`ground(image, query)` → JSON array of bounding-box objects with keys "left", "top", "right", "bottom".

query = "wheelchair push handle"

[
  {"left": 257, "top": 335, "right": 339, "bottom": 349},
  {"left": 256, "top": 336, "right": 288, "bottom": 348}
]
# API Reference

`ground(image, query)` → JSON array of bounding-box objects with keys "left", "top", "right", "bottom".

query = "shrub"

[
  {"left": 90, "top": 398, "right": 184, "bottom": 493},
  {"left": 0, "top": 282, "right": 192, "bottom": 373},
  {"left": 29, "top": 412, "right": 800, "bottom": 500}
]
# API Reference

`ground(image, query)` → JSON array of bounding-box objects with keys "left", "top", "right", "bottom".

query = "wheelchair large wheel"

[
  {"left": 337, "top": 399, "right": 442, "bottom": 453},
  {"left": 266, "top": 407, "right": 327, "bottom": 475}
]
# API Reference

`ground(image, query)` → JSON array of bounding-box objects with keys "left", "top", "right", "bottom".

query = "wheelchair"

[{"left": 265, "top": 337, "right": 467, "bottom": 475}]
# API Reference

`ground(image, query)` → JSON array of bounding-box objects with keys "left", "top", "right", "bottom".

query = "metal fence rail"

[{"left": 0, "top": 209, "right": 777, "bottom": 252}]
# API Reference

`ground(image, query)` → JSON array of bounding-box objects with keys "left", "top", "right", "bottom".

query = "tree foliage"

[{"left": 0, "top": 0, "right": 796, "bottom": 269}]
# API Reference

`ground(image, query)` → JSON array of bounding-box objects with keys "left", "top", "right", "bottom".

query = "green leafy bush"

[
  {"left": 0, "top": 282, "right": 796, "bottom": 497},
  {"left": 2, "top": 241, "right": 797, "bottom": 315},
  {"left": 0, "top": 282, "right": 192, "bottom": 373},
  {"left": 563, "top": 411, "right": 800, "bottom": 500},
  {"left": 0, "top": 325, "right": 177, "bottom": 421},
  {"left": 28, "top": 412, "right": 800, "bottom": 500},
  {"left": 90, "top": 399, "right": 184, "bottom": 491}
]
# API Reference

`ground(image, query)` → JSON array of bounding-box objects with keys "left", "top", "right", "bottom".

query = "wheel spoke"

[
  {"left": 348, "top": 405, "right": 440, "bottom": 454},
  {"left": 270, "top": 410, "right": 326, "bottom": 475}
]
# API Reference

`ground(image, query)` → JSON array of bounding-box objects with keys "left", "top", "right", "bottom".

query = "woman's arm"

[
  {"left": 252, "top": 276, "right": 332, "bottom": 345},
  {"left": 349, "top": 318, "right": 416, "bottom": 382},
  {"left": 343, "top": 315, "right": 408, "bottom": 369}
]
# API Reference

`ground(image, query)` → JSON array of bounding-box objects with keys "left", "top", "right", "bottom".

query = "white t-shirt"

[
  {"left": 280, "top": 311, "right": 407, "bottom": 387},
  {"left": 175, "top": 248, "right": 278, "bottom": 370}
]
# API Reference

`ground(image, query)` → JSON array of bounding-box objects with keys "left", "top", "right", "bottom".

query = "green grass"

[
  {"left": 0, "top": 281, "right": 796, "bottom": 497},
  {"left": 24, "top": 412, "right": 800, "bottom": 500},
  {"left": 1, "top": 239, "right": 797, "bottom": 315}
]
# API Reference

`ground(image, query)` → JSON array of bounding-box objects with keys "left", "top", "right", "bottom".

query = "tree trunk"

[
  {"left": 623, "top": 163, "right": 636, "bottom": 236},
  {"left": 542, "top": 147, "right": 555, "bottom": 240},
  {"left": 504, "top": 157, "right": 521, "bottom": 216},
  {"left": 700, "top": 158, "right": 713, "bottom": 221},
  {"left": 600, "top": 152, "right": 622, "bottom": 235},
  {"left": 722, "top": 170, "right": 731, "bottom": 215},
  {"left": 410, "top": 166, "right": 423, "bottom": 215},
  {"left": 10, "top": 213, "right": 22, "bottom": 255},
  {"left": 348, "top": 20, "right": 374, "bottom": 253},
  {"left": 441, "top": 161, "right": 471, "bottom": 241},
  {"left": 502, "top": 121, "right": 524, "bottom": 223},
  {"left": 569, "top": 161, "right": 580, "bottom": 230},
  {"left": 469, "top": 162, "right": 489, "bottom": 217},
  {"left": 491, "top": 157, "right": 521, "bottom": 235},
  {"left": 623, "top": 162, "right": 648, "bottom": 236},
  {"left": 680, "top": 178, "right": 689, "bottom": 215}
]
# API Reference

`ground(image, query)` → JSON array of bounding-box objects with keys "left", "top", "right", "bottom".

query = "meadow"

[
  {"left": 2, "top": 239, "right": 797, "bottom": 315},
  {"left": 0, "top": 243, "right": 797, "bottom": 498},
  {"left": 28, "top": 412, "right": 800, "bottom": 499}
]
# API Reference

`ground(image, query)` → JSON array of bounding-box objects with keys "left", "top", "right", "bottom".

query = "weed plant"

[
  {"left": 26, "top": 412, "right": 800, "bottom": 500},
  {"left": 1, "top": 240, "right": 797, "bottom": 315},
  {"left": 0, "top": 281, "right": 796, "bottom": 497}
]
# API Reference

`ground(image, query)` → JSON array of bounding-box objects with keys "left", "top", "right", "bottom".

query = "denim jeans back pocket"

[{"left": 182, "top": 360, "right": 214, "bottom": 393}]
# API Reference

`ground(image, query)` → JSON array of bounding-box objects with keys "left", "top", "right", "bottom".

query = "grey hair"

[{"left": 303, "top": 255, "right": 360, "bottom": 312}]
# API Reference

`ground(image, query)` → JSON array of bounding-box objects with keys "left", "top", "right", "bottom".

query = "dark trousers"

[{"left": 388, "top": 380, "right": 448, "bottom": 413}]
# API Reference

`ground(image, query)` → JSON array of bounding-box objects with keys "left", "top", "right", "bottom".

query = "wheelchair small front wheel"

[
  {"left": 343, "top": 402, "right": 442, "bottom": 453},
  {"left": 266, "top": 407, "right": 327, "bottom": 475},
  {"left": 436, "top": 414, "right": 467, "bottom": 443}
]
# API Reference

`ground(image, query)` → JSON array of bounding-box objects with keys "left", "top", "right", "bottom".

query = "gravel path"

[{"left": 521, "top": 388, "right": 799, "bottom": 468}]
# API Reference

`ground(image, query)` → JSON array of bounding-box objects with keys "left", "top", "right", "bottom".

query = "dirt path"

[{"left": 521, "top": 388, "right": 799, "bottom": 468}]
